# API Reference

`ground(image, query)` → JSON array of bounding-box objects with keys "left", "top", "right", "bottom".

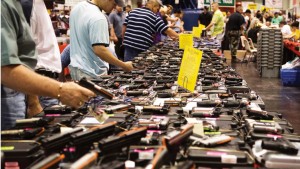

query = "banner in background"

[
  {"left": 204, "top": 0, "right": 235, "bottom": 7},
  {"left": 247, "top": 4, "right": 257, "bottom": 10},
  {"left": 265, "top": 0, "right": 282, "bottom": 9}
]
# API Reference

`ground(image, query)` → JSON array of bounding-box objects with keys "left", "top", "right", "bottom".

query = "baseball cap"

[
  {"left": 115, "top": 0, "right": 125, "bottom": 7},
  {"left": 156, "top": 0, "right": 163, "bottom": 6}
]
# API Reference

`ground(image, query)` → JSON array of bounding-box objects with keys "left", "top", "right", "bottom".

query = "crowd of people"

[
  {"left": 1, "top": 0, "right": 300, "bottom": 130},
  {"left": 195, "top": 3, "right": 300, "bottom": 62}
]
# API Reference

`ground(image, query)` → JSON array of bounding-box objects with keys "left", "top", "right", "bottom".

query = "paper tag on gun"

[
  {"left": 185, "top": 118, "right": 204, "bottom": 137},
  {"left": 89, "top": 106, "right": 109, "bottom": 123}
]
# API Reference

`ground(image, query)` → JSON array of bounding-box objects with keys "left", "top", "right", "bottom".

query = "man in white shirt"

[
  {"left": 280, "top": 21, "right": 292, "bottom": 38},
  {"left": 21, "top": 0, "right": 62, "bottom": 116}
]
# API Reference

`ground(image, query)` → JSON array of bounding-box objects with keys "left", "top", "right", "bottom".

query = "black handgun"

[
  {"left": 157, "top": 92, "right": 175, "bottom": 98},
  {"left": 247, "top": 109, "right": 274, "bottom": 120},
  {"left": 223, "top": 100, "right": 249, "bottom": 108},
  {"left": 138, "top": 116, "right": 170, "bottom": 130},
  {"left": 1, "top": 127, "right": 45, "bottom": 139},
  {"left": 142, "top": 105, "right": 170, "bottom": 114},
  {"left": 104, "top": 104, "right": 130, "bottom": 114},
  {"left": 15, "top": 117, "right": 54, "bottom": 128},
  {"left": 71, "top": 121, "right": 116, "bottom": 146},
  {"left": 44, "top": 105, "right": 72, "bottom": 114},
  {"left": 225, "top": 80, "right": 243, "bottom": 86},
  {"left": 98, "top": 127, "right": 147, "bottom": 153},
  {"left": 226, "top": 76, "right": 243, "bottom": 82},
  {"left": 262, "top": 137, "right": 299, "bottom": 155},
  {"left": 126, "top": 90, "right": 149, "bottom": 96},
  {"left": 197, "top": 100, "right": 220, "bottom": 107},
  {"left": 78, "top": 77, "right": 114, "bottom": 99},
  {"left": 40, "top": 127, "right": 83, "bottom": 153}
]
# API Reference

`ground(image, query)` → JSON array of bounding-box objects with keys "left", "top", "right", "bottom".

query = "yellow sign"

[
  {"left": 177, "top": 47, "right": 203, "bottom": 92},
  {"left": 261, "top": 5, "right": 271, "bottom": 12},
  {"left": 248, "top": 4, "right": 257, "bottom": 10},
  {"left": 179, "top": 34, "right": 193, "bottom": 49},
  {"left": 192, "top": 27, "right": 202, "bottom": 38},
  {"left": 199, "top": 24, "right": 206, "bottom": 31}
]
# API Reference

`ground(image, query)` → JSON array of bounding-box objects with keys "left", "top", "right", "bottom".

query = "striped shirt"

[{"left": 123, "top": 8, "right": 168, "bottom": 51}]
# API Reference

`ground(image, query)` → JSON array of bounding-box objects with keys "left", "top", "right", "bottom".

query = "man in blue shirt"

[{"left": 69, "top": 0, "right": 133, "bottom": 81}]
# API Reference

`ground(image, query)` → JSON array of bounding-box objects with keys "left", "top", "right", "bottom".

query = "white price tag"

[
  {"left": 139, "top": 151, "right": 154, "bottom": 160},
  {"left": 221, "top": 154, "right": 237, "bottom": 164},
  {"left": 193, "top": 123, "right": 204, "bottom": 137}
]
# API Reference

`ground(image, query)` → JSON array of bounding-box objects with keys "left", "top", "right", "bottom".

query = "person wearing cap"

[
  {"left": 69, "top": 0, "right": 133, "bottom": 81},
  {"left": 198, "top": 6, "right": 212, "bottom": 27},
  {"left": 1, "top": 0, "right": 95, "bottom": 130},
  {"left": 271, "top": 12, "right": 282, "bottom": 25},
  {"left": 122, "top": 0, "right": 179, "bottom": 61}
]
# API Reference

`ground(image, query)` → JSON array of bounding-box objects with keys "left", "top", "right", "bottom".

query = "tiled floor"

[{"left": 232, "top": 62, "right": 300, "bottom": 133}]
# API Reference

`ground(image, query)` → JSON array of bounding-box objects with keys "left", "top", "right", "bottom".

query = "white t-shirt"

[
  {"left": 30, "top": 0, "right": 62, "bottom": 73},
  {"left": 281, "top": 25, "right": 292, "bottom": 36}
]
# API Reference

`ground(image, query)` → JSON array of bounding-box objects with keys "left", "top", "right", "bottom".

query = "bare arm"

[
  {"left": 122, "top": 25, "right": 127, "bottom": 39},
  {"left": 110, "top": 26, "right": 118, "bottom": 43},
  {"left": 206, "top": 21, "right": 215, "bottom": 30},
  {"left": 1, "top": 65, "right": 95, "bottom": 108},
  {"left": 166, "top": 16, "right": 178, "bottom": 22},
  {"left": 164, "top": 28, "right": 179, "bottom": 39},
  {"left": 93, "top": 45, "right": 133, "bottom": 71}
]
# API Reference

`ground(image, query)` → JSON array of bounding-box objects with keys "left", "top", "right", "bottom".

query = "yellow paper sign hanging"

[
  {"left": 177, "top": 47, "right": 203, "bottom": 92},
  {"left": 248, "top": 4, "right": 257, "bottom": 10},
  {"left": 179, "top": 34, "right": 193, "bottom": 49},
  {"left": 192, "top": 27, "right": 202, "bottom": 38},
  {"left": 260, "top": 5, "right": 265, "bottom": 11},
  {"left": 199, "top": 24, "right": 206, "bottom": 31}
]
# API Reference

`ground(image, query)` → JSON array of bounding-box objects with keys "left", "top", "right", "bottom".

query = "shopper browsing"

[
  {"left": 69, "top": 0, "right": 133, "bottom": 81},
  {"left": 271, "top": 12, "right": 282, "bottom": 25},
  {"left": 122, "top": 0, "right": 178, "bottom": 61},
  {"left": 225, "top": 6, "right": 246, "bottom": 63},
  {"left": 280, "top": 21, "right": 292, "bottom": 38},
  {"left": 204, "top": 2, "right": 224, "bottom": 38},
  {"left": 285, "top": 21, "right": 300, "bottom": 40},
  {"left": 20, "top": 0, "right": 63, "bottom": 117},
  {"left": 1, "top": 0, "right": 95, "bottom": 130},
  {"left": 198, "top": 6, "right": 212, "bottom": 27}
]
